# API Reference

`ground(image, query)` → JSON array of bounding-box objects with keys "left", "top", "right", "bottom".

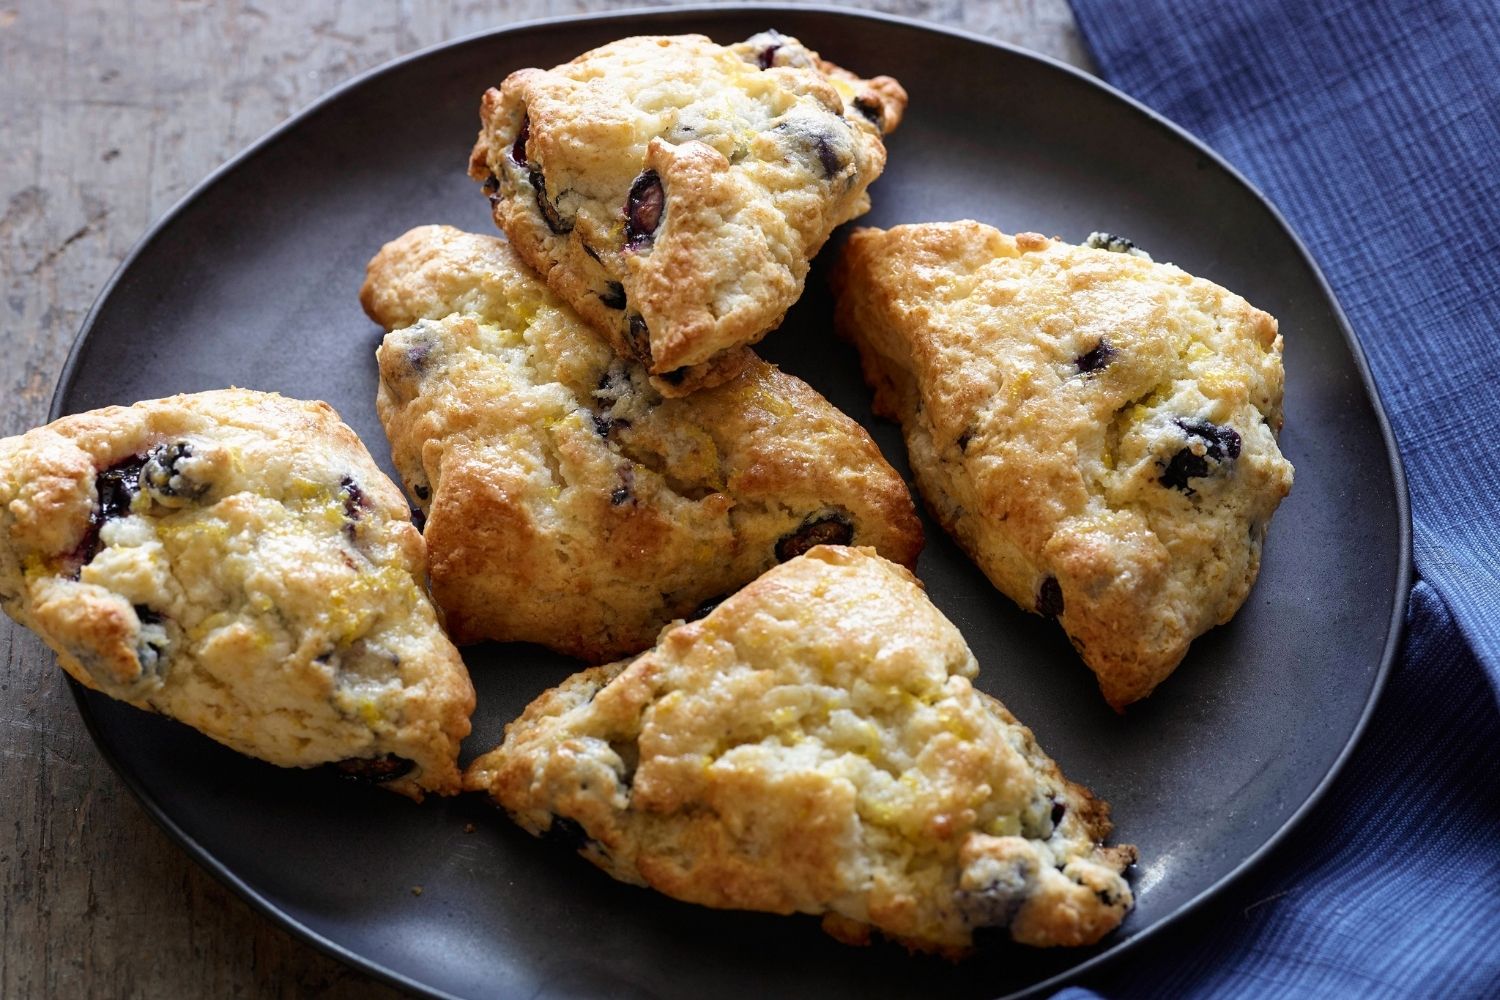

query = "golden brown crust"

[
  {"left": 361, "top": 225, "right": 921, "bottom": 659},
  {"left": 465, "top": 546, "right": 1136, "bottom": 953},
  {"left": 833, "top": 221, "right": 1294, "bottom": 709},
  {"left": 0, "top": 389, "right": 475, "bottom": 798},
  {"left": 467, "top": 32, "right": 905, "bottom": 392}
]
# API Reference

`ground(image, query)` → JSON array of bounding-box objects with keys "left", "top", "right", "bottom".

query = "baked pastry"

[
  {"left": 467, "top": 31, "right": 907, "bottom": 394},
  {"left": 0, "top": 389, "right": 475, "bottom": 798},
  {"left": 465, "top": 545, "right": 1136, "bottom": 954},
  {"left": 360, "top": 224, "right": 922, "bottom": 660},
  {"left": 832, "top": 221, "right": 1294, "bottom": 709}
]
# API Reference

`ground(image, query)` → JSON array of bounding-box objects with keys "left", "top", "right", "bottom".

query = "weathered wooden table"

[{"left": 0, "top": 2, "right": 1088, "bottom": 995}]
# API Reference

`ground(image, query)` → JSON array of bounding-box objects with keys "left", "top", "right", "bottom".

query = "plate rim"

[{"left": 48, "top": 4, "right": 1413, "bottom": 998}]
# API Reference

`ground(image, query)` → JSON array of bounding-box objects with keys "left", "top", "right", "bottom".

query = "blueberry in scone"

[
  {"left": 467, "top": 31, "right": 907, "bottom": 395},
  {"left": 360, "top": 225, "right": 922, "bottom": 661},
  {"left": 0, "top": 389, "right": 475, "bottom": 798},
  {"left": 464, "top": 546, "right": 1136, "bottom": 954},
  {"left": 831, "top": 221, "right": 1295, "bottom": 710},
  {"left": 1084, "top": 231, "right": 1152, "bottom": 258}
]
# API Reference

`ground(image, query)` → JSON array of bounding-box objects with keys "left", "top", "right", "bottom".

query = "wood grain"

[{"left": 0, "top": 2, "right": 1089, "bottom": 996}]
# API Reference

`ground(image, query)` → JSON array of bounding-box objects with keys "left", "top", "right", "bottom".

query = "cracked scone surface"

[
  {"left": 467, "top": 31, "right": 907, "bottom": 393},
  {"left": 0, "top": 389, "right": 475, "bottom": 798},
  {"left": 361, "top": 225, "right": 922, "bottom": 660},
  {"left": 465, "top": 546, "right": 1135, "bottom": 953},
  {"left": 832, "top": 221, "right": 1295, "bottom": 709}
]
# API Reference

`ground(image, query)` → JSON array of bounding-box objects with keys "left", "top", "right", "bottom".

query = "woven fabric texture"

[{"left": 1059, "top": 1, "right": 1500, "bottom": 995}]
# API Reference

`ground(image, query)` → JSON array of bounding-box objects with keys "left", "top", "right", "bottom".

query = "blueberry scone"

[
  {"left": 360, "top": 225, "right": 922, "bottom": 660},
  {"left": 832, "top": 222, "right": 1295, "bottom": 710},
  {"left": 468, "top": 31, "right": 907, "bottom": 394},
  {"left": 0, "top": 389, "right": 475, "bottom": 798},
  {"left": 465, "top": 546, "right": 1136, "bottom": 954}
]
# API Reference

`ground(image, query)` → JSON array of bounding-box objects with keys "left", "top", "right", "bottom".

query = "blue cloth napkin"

[{"left": 1059, "top": 0, "right": 1500, "bottom": 995}]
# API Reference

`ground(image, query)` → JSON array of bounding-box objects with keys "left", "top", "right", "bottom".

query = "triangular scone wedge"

[
  {"left": 467, "top": 31, "right": 907, "bottom": 394},
  {"left": 465, "top": 546, "right": 1136, "bottom": 954},
  {"left": 0, "top": 389, "right": 475, "bottom": 798},
  {"left": 361, "top": 225, "right": 922, "bottom": 661},
  {"left": 832, "top": 222, "right": 1295, "bottom": 709}
]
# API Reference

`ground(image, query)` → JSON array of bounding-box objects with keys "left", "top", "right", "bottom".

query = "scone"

[
  {"left": 0, "top": 389, "right": 475, "bottom": 798},
  {"left": 832, "top": 222, "right": 1294, "bottom": 710},
  {"left": 360, "top": 225, "right": 922, "bottom": 660},
  {"left": 465, "top": 546, "right": 1136, "bottom": 954},
  {"left": 467, "top": 31, "right": 907, "bottom": 394}
]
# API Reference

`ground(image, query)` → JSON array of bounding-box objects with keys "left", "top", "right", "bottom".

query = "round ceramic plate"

[{"left": 51, "top": 5, "right": 1409, "bottom": 998}]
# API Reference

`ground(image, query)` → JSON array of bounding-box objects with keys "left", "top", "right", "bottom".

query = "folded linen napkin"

[{"left": 1059, "top": 1, "right": 1500, "bottom": 995}]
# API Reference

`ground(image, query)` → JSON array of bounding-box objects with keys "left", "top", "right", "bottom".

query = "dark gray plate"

[{"left": 51, "top": 6, "right": 1409, "bottom": 998}]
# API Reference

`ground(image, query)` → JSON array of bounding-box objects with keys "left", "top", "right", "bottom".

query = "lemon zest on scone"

[
  {"left": 832, "top": 221, "right": 1294, "bottom": 709},
  {"left": 360, "top": 225, "right": 922, "bottom": 661},
  {"left": 468, "top": 31, "right": 907, "bottom": 393},
  {"left": 465, "top": 546, "right": 1135, "bottom": 953},
  {"left": 0, "top": 389, "right": 475, "bottom": 798}
]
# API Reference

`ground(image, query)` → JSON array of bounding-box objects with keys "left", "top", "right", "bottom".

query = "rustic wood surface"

[{"left": 0, "top": 2, "right": 1089, "bottom": 996}]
